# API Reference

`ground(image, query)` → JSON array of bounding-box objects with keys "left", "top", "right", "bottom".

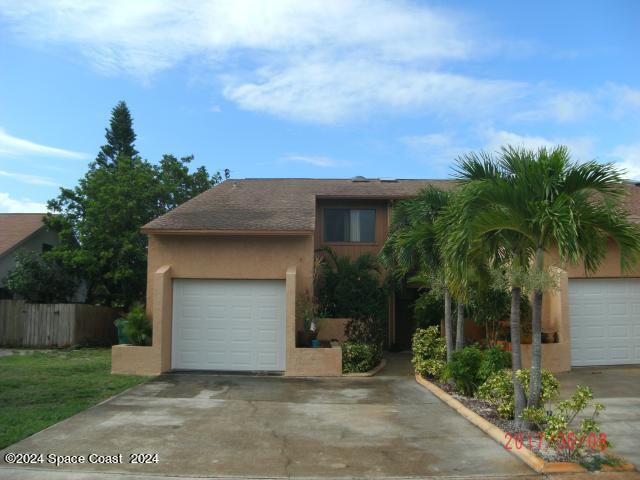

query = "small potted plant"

[
  {"left": 297, "top": 293, "right": 319, "bottom": 347},
  {"left": 116, "top": 304, "right": 152, "bottom": 346}
]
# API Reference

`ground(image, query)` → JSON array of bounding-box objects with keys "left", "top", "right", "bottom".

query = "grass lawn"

[{"left": 0, "top": 348, "right": 149, "bottom": 449}]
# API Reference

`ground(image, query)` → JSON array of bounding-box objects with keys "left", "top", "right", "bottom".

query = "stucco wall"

[
  {"left": 120, "top": 234, "right": 316, "bottom": 375},
  {"left": 146, "top": 235, "right": 314, "bottom": 305},
  {"left": 543, "top": 244, "right": 640, "bottom": 371},
  {"left": 548, "top": 240, "right": 640, "bottom": 278}
]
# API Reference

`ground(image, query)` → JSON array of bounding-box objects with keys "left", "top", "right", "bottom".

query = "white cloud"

[
  {"left": 280, "top": 155, "right": 338, "bottom": 168},
  {"left": 604, "top": 83, "right": 640, "bottom": 117},
  {"left": 0, "top": 1, "right": 473, "bottom": 76},
  {"left": 401, "top": 133, "right": 453, "bottom": 149},
  {"left": 483, "top": 128, "right": 595, "bottom": 160},
  {"left": 0, "top": 192, "right": 47, "bottom": 213},
  {"left": 0, "top": 170, "right": 57, "bottom": 186},
  {"left": 513, "top": 83, "right": 640, "bottom": 124},
  {"left": 514, "top": 91, "right": 595, "bottom": 123},
  {"left": 224, "top": 61, "right": 523, "bottom": 123},
  {"left": 1, "top": 1, "right": 636, "bottom": 126},
  {"left": 0, "top": 128, "right": 88, "bottom": 159},
  {"left": 544, "top": 91, "right": 595, "bottom": 122},
  {"left": 609, "top": 144, "right": 640, "bottom": 180},
  {"left": 400, "top": 131, "right": 472, "bottom": 171},
  {"left": 0, "top": 0, "right": 522, "bottom": 123}
]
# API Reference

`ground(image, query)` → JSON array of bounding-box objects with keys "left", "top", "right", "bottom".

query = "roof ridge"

[{"left": 237, "top": 177, "right": 452, "bottom": 181}]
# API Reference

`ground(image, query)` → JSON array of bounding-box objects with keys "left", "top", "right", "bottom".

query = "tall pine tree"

[
  {"left": 96, "top": 101, "right": 138, "bottom": 166},
  {"left": 46, "top": 101, "right": 224, "bottom": 308}
]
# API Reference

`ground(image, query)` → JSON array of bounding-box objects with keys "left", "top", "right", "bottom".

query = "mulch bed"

[{"left": 433, "top": 380, "right": 617, "bottom": 468}]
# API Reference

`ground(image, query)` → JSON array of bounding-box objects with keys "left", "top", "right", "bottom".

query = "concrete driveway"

[
  {"left": 1, "top": 354, "right": 535, "bottom": 479},
  {"left": 556, "top": 365, "right": 640, "bottom": 469}
]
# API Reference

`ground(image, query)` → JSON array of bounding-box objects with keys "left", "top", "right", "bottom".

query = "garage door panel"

[
  {"left": 172, "top": 279, "right": 285, "bottom": 371},
  {"left": 570, "top": 279, "right": 640, "bottom": 366}
]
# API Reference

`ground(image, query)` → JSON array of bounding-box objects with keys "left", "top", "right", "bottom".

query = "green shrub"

[
  {"left": 478, "top": 346, "right": 511, "bottom": 383},
  {"left": 5, "top": 250, "right": 79, "bottom": 303},
  {"left": 522, "top": 385, "right": 607, "bottom": 459},
  {"left": 477, "top": 368, "right": 515, "bottom": 418},
  {"left": 342, "top": 342, "right": 383, "bottom": 373},
  {"left": 444, "top": 345, "right": 484, "bottom": 396},
  {"left": 121, "top": 304, "right": 152, "bottom": 346},
  {"left": 317, "top": 249, "right": 388, "bottom": 321},
  {"left": 345, "top": 316, "right": 385, "bottom": 345},
  {"left": 477, "top": 368, "right": 560, "bottom": 419},
  {"left": 411, "top": 326, "right": 446, "bottom": 379}
]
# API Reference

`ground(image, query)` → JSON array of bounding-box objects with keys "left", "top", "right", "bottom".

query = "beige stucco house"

[{"left": 112, "top": 178, "right": 640, "bottom": 376}]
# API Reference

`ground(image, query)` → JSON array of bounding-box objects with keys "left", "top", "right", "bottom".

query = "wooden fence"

[{"left": 0, "top": 300, "right": 118, "bottom": 348}]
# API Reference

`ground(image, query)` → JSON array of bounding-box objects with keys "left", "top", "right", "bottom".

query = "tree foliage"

[
  {"left": 450, "top": 145, "right": 640, "bottom": 412},
  {"left": 317, "top": 248, "right": 387, "bottom": 321},
  {"left": 45, "top": 101, "right": 225, "bottom": 308},
  {"left": 5, "top": 250, "right": 79, "bottom": 303}
]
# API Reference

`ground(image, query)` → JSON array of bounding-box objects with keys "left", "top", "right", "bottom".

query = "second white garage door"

[
  {"left": 569, "top": 278, "right": 640, "bottom": 366},
  {"left": 172, "top": 279, "right": 285, "bottom": 371}
]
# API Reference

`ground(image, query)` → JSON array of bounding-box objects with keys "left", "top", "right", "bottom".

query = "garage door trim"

[{"left": 171, "top": 278, "right": 286, "bottom": 372}]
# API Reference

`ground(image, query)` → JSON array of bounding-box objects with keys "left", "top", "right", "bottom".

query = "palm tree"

[
  {"left": 445, "top": 154, "right": 533, "bottom": 425},
  {"left": 380, "top": 187, "right": 457, "bottom": 360},
  {"left": 452, "top": 145, "right": 640, "bottom": 410}
]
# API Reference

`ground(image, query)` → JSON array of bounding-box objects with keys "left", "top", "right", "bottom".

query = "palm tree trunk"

[
  {"left": 455, "top": 301, "right": 464, "bottom": 351},
  {"left": 444, "top": 288, "right": 453, "bottom": 362},
  {"left": 510, "top": 286, "right": 526, "bottom": 429},
  {"left": 528, "top": 247, "right": 544, "bottom": 408}
]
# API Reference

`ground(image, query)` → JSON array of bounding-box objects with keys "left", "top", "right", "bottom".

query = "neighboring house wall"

[{"left": 0, "top": 228, "right": 59, "bottom": 288}]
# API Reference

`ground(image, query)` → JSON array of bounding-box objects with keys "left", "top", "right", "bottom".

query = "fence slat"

[{"left": 0, "top": 300, "right": 118, "bottom": 348}]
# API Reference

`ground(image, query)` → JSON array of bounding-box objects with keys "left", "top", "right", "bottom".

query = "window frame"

[{"left": 322, "top": 207, "right": 377, "bottom": 244}]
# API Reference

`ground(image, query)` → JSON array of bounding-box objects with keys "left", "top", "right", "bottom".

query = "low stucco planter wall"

[
  {"left": 111, "top": 345, "right": 161, "bottom": 376},
  {"left": 285, "top": 344, "right": 342, "bottom": 376},
  {"left": 521, "top": 342, "right": 570, "bottom": 373},
  {"left": 316, "top": 317, "right": 349, "bottom": 343}
]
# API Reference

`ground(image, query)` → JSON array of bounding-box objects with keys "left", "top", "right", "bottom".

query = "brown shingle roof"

[
  {"left": 0, "top": 213, "right": 47, "bottom": 257},
  {"left": 141, "top": 178, "right": 640, "bottom": 233},
  {"left": 141, "top": 178, "right": 453, "bottom": 233}
]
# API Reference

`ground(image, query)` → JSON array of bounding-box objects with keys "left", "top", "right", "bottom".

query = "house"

[
  {"left": 0, "top": 213, "right": 60, "bottom": 299},
  {"left": 111, "top": 178, "right": 640, "bottom": 376}
]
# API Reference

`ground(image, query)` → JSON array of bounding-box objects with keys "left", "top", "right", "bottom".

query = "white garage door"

[
  {"left": 172, "top": 279, "right": 285, "bottom": 371},
  {"left": 569, "top": 279, "right": 640, "bottom": 366}
]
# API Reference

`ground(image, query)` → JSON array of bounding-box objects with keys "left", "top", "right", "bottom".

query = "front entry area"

[
  {"left": 569, "top": 278, "right": 640, "bottom": 366},
  {"left": 171, "top": 279, "right": 285, "bottom": 372}
]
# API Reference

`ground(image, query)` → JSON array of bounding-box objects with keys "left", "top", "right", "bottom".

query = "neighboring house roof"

[
  {"left": 141, "top": 178, "right": 453, "bottom": 233},
  {"left": 141, "top": 178, "right": 640, "bottom": 234},
  {"left": 0, "top": 213, "right": 47, "bottom": 257}
]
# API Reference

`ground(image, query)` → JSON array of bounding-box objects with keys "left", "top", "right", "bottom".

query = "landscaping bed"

[
  {"left": 0, "top": 348, "right": 149, "bottom": 449},
  {"left": 412, "top": 326, "right": 634, "bottom": 472}
]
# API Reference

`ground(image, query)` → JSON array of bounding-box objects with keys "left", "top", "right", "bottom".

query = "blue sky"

[{"left": 0, "top": 0, "right": 639, "bottom": 212}]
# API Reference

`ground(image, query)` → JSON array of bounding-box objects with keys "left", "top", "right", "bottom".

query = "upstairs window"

[{"left": 324, "top": 208, "right": 375, "bottom": 243}]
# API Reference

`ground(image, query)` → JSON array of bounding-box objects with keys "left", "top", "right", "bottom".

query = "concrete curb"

[
  {"left": 343, "top": 358, "right": 387, "bottom": 377},
  {"left": 415, "top": 374, "right": 588, "bottom": 474}
]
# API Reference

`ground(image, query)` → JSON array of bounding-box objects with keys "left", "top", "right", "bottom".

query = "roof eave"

[{"left": 141, "top": 228, "right": 314, "bottom": 237}]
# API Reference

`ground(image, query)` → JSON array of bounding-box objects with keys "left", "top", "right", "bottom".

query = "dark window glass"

[
  {"left": 42, "top": 243, "right": 53, "bottom": 253},
  {"left": 324, "top": 208, "right": 350, "bottom": 242},
  {"left": 324, "top": 208, "right": 375, "bottom": 243},
  {"left": 357, "top": 209, "right": 376, "bottom": 242}
]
